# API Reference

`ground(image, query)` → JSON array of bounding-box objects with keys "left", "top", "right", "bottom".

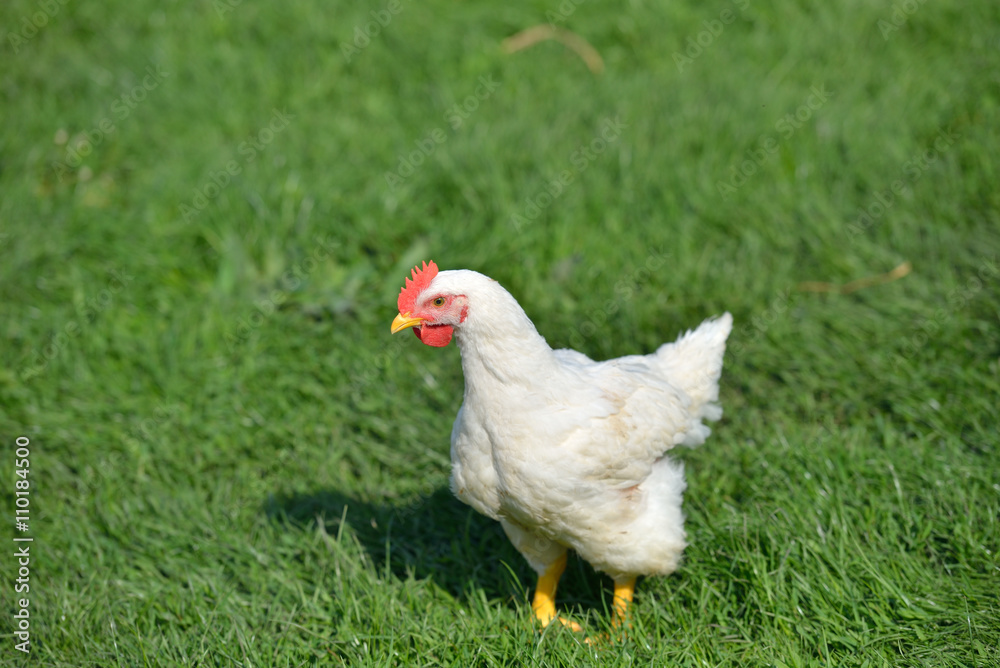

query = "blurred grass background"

[{"left": 1, "top": 0, "right": 999, "bottom": 665}]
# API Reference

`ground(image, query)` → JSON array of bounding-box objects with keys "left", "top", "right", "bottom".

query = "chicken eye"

[{"left": 432, "top": 297, "right": 446, "bottom": 307}]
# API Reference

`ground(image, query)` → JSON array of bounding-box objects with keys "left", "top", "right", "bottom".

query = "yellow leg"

[
  {"left": 611, "top": 577, "right": 636, "bottom": 631},
  {"left": 580, "top": 577, "right": 638, "bottom": 645},
  {"left": 531, "top": 553, "right": 582, "bottom": 632}
]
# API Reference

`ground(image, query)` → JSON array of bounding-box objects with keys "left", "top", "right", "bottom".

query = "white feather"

[{"left": 422, "top": 269, "right": 732, "bottom": 580}]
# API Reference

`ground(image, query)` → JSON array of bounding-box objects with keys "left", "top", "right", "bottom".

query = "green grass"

[{"left": 2, "top": 0, "right": 999, "bottom": 665}]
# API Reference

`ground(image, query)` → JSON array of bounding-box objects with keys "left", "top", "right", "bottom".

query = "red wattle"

[{"left": 415, "top": 324, "right": 454, "bottom": 347}]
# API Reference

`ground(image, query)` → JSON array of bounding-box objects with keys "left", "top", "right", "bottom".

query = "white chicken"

[{"left": 390, "top": 260, "right": 732, "bottom": 633}]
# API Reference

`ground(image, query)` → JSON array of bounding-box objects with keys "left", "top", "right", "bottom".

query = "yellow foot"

[
  {"left": 557, "top": 617, "right": 585, "bottom": 633},
  {"left": 534, "top": 596, "right": 584, "bottom": 633},
  {"left": 583, "top": 576, "right": 637, "bottom": 644},
  {"left": 531, "top": 553, "right": 584, "bottom": 633},
  {"left": 532, "top": 560, "right": 638, "bottom": 643},
  {"left": 536, "top": 611, "right": 584, "bottom": 634}
]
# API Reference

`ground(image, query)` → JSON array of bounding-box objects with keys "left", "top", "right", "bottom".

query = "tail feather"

[{"left": 655, "top": 312, "right": 733, "bottom": 440}]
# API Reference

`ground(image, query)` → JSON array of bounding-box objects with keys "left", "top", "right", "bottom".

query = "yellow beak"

[{"left": 391, "top": 312, "right": 425, "bottom": 334}]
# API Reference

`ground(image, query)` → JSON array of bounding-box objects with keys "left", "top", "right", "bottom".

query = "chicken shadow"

[{"left": 265, "top": 485, "right": 611, "bottom": 617}]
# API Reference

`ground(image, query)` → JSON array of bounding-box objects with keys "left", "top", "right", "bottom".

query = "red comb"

[{"left": 397, "top": 260, "right": 438, "bottom": 314}]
